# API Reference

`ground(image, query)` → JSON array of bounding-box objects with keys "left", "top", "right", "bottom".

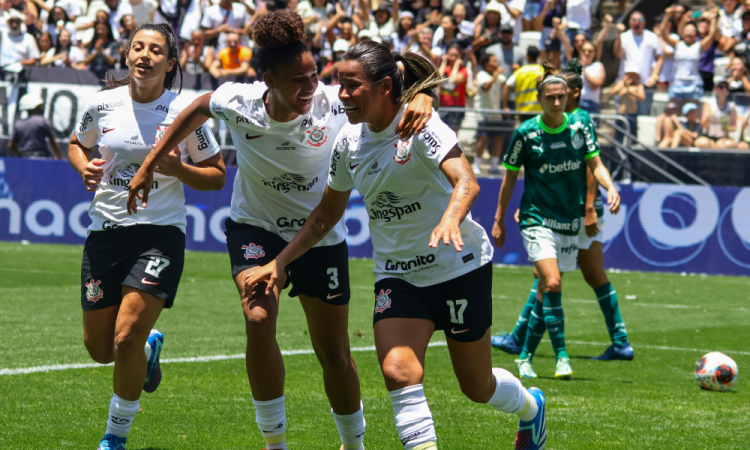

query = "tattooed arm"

[
  {"left": 244, "top": 186, "right": 352, "bottom": 295},
  {"left": 429, "top": 145, "right": 481, "bottom": 252}
]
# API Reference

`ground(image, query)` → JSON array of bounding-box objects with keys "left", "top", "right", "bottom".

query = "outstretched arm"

[{"left": 585, "top": 155, "right": 620, "bottom": 214}]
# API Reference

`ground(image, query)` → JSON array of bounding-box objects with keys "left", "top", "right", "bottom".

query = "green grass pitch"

[{"left": 1, "top": 242, "right": 748, "bottom": 449}]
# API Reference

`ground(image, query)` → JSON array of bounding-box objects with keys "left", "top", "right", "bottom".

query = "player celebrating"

[
  {"left": 493, "top": 60, "right": 633, "bottom": 362},
  {"left": 491, "top": 62, "right": 620, "bottom": 380},
  {"left": 68, "top": 24, "right": 224, "bottom": 450},
  {"left": 125, "top": 11, "right": 435, "bottom": 450},
  {"left": 245, "top": 40, "right": 548, "bottom": 450}
]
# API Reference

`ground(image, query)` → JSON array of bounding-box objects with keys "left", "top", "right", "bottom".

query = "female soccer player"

[
  {"left": 493, "top": 60, "right": 632, "bottom": 363},
  {"left": 125, "top": 11, "right": 434, "bottom": 450},
  {"left": 245, "top": 40, "right": 547, "bottom": 450},
  {"left": 68, "top": 24, "right": 225, "bottom": 450},
  {"left": 491, "top": 62, "right": 620, "bottom": 380}
]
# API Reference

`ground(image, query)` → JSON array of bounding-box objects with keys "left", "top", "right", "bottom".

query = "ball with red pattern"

[{"left": 695, "top": 352, "right": 738, "bottom": 392}]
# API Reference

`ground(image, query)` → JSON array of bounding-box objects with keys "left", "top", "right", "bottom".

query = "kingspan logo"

[
  {"left": 262, "top": 173, "right": 318, "bottom": 194},
  {"left": 107, "top": 163, "right": 159, "bottom": 191},
  {"left": 538, "top": 160, "right": 581, "bottom": 174},
  {"left": 385, "top": 253, "right": 436, "bottom": 271},
  {"left": 368, "top": 191, "right": 421, "bottom": 222}
]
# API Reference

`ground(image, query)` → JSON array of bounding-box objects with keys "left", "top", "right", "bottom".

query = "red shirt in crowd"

[{"left": 439, "top": 65, "right": 468, "bottom": 107}]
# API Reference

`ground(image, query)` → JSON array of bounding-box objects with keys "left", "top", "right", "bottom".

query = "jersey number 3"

[
  {"left": 447, "top": 299, "right": 468, "bottom": 324},
  {"left": 146, "top": 257, "right": 170, "bottom": 278}
]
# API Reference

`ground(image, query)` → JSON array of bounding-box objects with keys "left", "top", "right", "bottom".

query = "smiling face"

[
  {"left": 337, "top": 59, "right": 392, "bottom": 125},
  {"left": 264, "top": 51, "right": 318, "bottom": 116},
  {"left": 580, "top": 43, "right": 595, "bottom": 63},
  {"left": 539, "top": 81, "right": 568, "bottom": 117},
  {"left": 452, "top": 4, "right": 466, "bottom": 22},
  {"left": 573, "top": 33, "right": 586, "bottom": 50},
  {"left": 683, "top": 23, "right": 697, "bottom": 45},
  {"left": 58, "top": 29, "right": 71, "bottom": 48},
  {"left": 126, "top": 29, "right": 175, "bottom": 87}
]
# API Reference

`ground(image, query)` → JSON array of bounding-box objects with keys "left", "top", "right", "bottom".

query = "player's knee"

[
  {"left": 583, "top": 271, "right": 607, "bottom": 289},
  {"left": 84, "top": 338, "right": 113, "bottom": 364},
  {"left": 381, "top": 359, "right": 423, "bottom": 388},
  {"left": 458, "top": 375, "right": 494, "bottom": 403},
  {"left": 243, "top": 303, "right": 277, "bottom": 338},
  {"left": 314, "top": 345, "right": 351, "bottom": 374},
  {"left": 113, "top": 328, "right": 140, "bottom": 355},
  {"left": 544, "top": 277, "right": 562, "bottom": 292}
]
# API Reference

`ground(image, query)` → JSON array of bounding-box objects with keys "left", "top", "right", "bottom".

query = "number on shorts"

[
  {"left": 327, "top": 267, "right": 339, "bottom": 289},
  {"left": 447, "top": 299, "right": 468, "bottom": 324},
  {"left": 145, "top": 257, "right": 170, "bottom": 278}
]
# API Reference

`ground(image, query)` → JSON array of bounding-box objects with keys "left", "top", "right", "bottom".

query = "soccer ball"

[{"left": 695, "top": 352, "right": 738, "bottom": 392}]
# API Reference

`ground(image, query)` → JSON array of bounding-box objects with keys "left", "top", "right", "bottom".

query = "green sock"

[
  {"left": 543, "top": 291, "right": 568, "bottom": 360},
  {"left": 519, "top": 298, "right": 545, "bottom": 360},
  {"left": 594, "top": 282, "right": 628, "bottom": 345},
  {"left": 511, "top": 279, "right": 538, "bottom": 341}
]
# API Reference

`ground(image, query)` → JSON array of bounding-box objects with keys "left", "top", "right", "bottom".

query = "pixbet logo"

[{"left": 97, "top": 100, "right": 124, "bottom": 112}]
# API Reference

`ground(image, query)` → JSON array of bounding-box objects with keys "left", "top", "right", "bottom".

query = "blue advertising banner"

[{"left": 0, "top": 158, "right": 748, "bottom": 276}]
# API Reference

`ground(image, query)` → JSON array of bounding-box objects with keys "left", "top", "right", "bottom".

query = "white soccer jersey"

[
  {"left": 75, "top": 86, "right": 220, "bottom": 233},
  {"left": 209, "top": 81, "right": 349, "bottom": 246},
  {"left": 327, "top": 110, "right": 493, "bottom": 287}
]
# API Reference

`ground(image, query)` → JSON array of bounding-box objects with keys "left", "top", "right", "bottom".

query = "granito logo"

[
  {"left": 538, "top": 160, "right": 581, "bottom": 174},
  {"left": 79, "top": 112, "right": 93, "bottom": 133},
  {"left": 102, "top": 221, "right": 121, "bottom": 230},
  {"left": 385, "top": 253, "right": 436, "bottom": 271},
  {"left": 97, "top": 100, "right": 124, "bottom": 112},
  {"left": 195, "top": 127, "right": 208, "bottom": 150},
  {"left": 276, "top": 216, "right": 306, "bottom": 233},
  {"left": 107, "top": 163, "right": 159, "bottom": 191},
  {"left": 262, "top": 173, "right": 318, "bottom": 193},
  {"left": 275, "top": 141, "right": 296, "bottom": 151},
  {"left": 368, "top": 191, "right": 421, "bottom": 222},
  {"left": 155, "top": 104, "right": 179, "bottom": 115}
]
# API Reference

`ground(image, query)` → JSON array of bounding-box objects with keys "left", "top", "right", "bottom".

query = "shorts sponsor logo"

[
  {"left": 538, "top": 160, "right": 581, "bottom": 174},
  {"left": 450, "top": 327, "right": 469, "bottom": 334},
  {"left": 368, "top": 161, "right": 381, "bottom": 176},
  {"left": 141, "top": 277, "right": 159, "bottom": 286},
  {"left": 276, "top": 216, "right": 306, "bottom": 233},
  {"left": 560, "top": 243, "right": 579, "bottom": 254},
  {"left": 155, "top": 104, "right": 179, "bottom": 115},
  {"left": 97, "top": 100, "right": 124, "bottom": 112},
  {"left": 542, "top": 217, "right": 574, "bottom": 231},
  {"left": 79, "top": 112, "right": 93, "bottom": 133},
  {"left": 85, "top": 279, "right": 103, "bottom": 302},
  {"left": 374, "top": 288, "right": 392, "bottom": 313},
  {"left": 102, "top": 220, "right": 121, "bottom": 230},
  {"left": 306, "top": 126, "right": 328, "bottom": 147},
  {"left": 550, "top": 141, "right": 567, "bottom": 150},
  {"left": 368, "top": 191, "right": 421, "bottom": 222},
  {"left": 106, "top": 163, "right": 159, "bottom": 191},
  {"left": 572, "top": 131, "right": 584, "bottom": 149},
  {"left": 276, "top": 141, "right": 296, "bottom": 151},
  {"left": 262, "top": 173, "right": 318, "bottom": 194},
  {"left": 528, "top": 241, "right": 541, "bottom": 254},
  {"left": 385, "top": 253, "right": 436, "bottom": 271},
  {"left": 393, "top": 140, "right": 411, "bottom": 165},
  {"left": 242, "top": 243, "right": 265, "bottom": 260},
  {"left": 195, "top": 127, "right": 208, "bottom": 150},
  {"left": 508, "top": 140, "right": 523, "bottom": 164}
]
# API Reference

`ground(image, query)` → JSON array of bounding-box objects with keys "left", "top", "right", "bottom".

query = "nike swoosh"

[
  {"left": 450, "top": 327, "right": 469, "bottom": 334},
  {"left": 141, "top": 277, "right": 159, "bottom": 286},
  {"left": 103, "top": 128, "right": 115, "bottom": 134},
  {"left": 245, "top": 134, "right": 263, "bottom": 140},
  {"left": 327, "top": 293, "right": 344, "bottom": 300},
  {"left": 350, "top": 163, "right": 360, "bottom": 170}
]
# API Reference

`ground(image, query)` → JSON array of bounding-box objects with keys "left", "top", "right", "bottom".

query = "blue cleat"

[
  {"left": 491, "top": 333, "right": 523, "bottom": 355},
  {"left": 143, "top": 329, "right": 164, "bottom": 393},
  {"left": 591, "top": 342, "right": 634, "bottom": 361},
  {"left": 515, "top": 387, "right": 546, "bottom": 450},
  {"left": 97, "top": 434, "right": 126, "bottom": 450}
]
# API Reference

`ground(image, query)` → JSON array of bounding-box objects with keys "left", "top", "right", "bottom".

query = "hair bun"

[
  {"left": 253, "top": 10, "right": 305, "bottom": 49},
  {"left": 567, "top": 58, "right": 583, "bottom": 75}
]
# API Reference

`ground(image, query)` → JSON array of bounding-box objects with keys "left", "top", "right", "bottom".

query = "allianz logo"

[{"left": 539, "top": 160, "right": 581, "bottom": 174}]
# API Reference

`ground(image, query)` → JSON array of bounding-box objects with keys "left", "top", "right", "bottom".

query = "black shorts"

[
  {"left": 476, "top": 119, "right": 505, "bottom": 139},
  {"left": 81, "top": 225, "right": 186, "bottom": 311},
  {"left": 224, "top": 219, "right": 350, "bottom": 305},
  {"left": 372, "top": 263, "right": 493, "bottom": 342}
]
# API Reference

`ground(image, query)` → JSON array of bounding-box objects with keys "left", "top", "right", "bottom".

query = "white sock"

[
  {"left": 472, "top": 158, "right": 481, "bottom": 170},
  {"left": 389, "top": 384, "right": 437, "bottom": 450},
  {"left": 490, "top": 156, "right": 499, "bottom": 168},
  {"left": 487, "top": 367, "right": 538, "bottom": 421},
  {"left": 105, "top": 393, "right": 139, "bottom": 438},
  {"left": 332, "top": 403, "right": 366, "bottom": 450},
  {"left": 253, "top": 395, "right": 287, "bottom": 450}
]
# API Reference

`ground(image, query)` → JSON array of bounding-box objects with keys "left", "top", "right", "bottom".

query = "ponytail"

[
  {"left": 393, "top": 50, "right": 442, "bottom": 105},
  {"left": 560, "top": 59, "right": 584, "bottom": 105}
]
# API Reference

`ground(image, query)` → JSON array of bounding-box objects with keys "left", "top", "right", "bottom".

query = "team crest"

[
  {"left": 572, "top": 218, "right": 580, "bottom": 232},
  {"left": 242, "top": 243, "right": 265, "bottom": 260},
  {"left": 375, "top": 289, "right": 392, "bottom": 313},
  {"left": 85, "top": 279, "right": 104, "bottom": 303},
  {"left": 306, "top": 127, "right": 328, "bottom": 147},
  {"left": 393, "top": 140, "right": 411, "bottom": 165},
  {"left": 155, "top": 125, "right": 169, "bottom": 143},
  {"left": 572, "top": 132, "right": 584, "bottom": 149}
]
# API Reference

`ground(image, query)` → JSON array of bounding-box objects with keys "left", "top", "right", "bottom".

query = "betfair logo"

[{"left": 539, "top": 160, "right": 581, "bottom": 174}]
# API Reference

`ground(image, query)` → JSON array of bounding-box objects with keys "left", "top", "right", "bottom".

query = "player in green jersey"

[
  {"left": 491, "top": 62, "right": 620, "bottom": 379},
  {"left": 492, "top": 60, "right": 633, "bottom": 366}
]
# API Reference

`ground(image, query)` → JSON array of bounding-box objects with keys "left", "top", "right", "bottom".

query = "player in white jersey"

[
  {"left": 124, "top": 11, "right": 435, "bottom": 450},
  {"left": 245, "top": 41, "right": 548, "bottom": 450},
  {"left": 67, "top": 24, "right": 225, "bottom": 450}
]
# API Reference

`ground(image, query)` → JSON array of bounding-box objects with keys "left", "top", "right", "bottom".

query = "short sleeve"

[
  {"left": 327, "top": 132, "right": 354, "bottom": 192},
  {"left": 502, "top": 129, "right": 525, "bottom": 171},
  {"left": 580, "top": 119, "right": 600, "bottom": 157},
  {"left": 183, "top": 122, "right": 220, "bottom": 163},
  {"left": 413, "top": 112, "right": 460, "bottom": 167},
  {"left": 476, "top": 71, "right": 491, "bottom": 86},
  {"left": 75, "top": 100, "right": 99, "bottom": 149},
  {"left": 209, "top": 81, "right": 264, "bottom": 123}
]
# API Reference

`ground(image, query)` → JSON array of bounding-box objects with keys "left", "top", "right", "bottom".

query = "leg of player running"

[
  {"left": 492, "top": 277, "right": 536, "bottom": 355},
  {"left": 375, "top": 318, "right": 437, "bottom": 450},
  {"left": 578, "top": 243, "right": 633, "bottom": 360},
  {"left": 234, "top": 269, "right": 288, "bottom": 450},
  {"left": 299, "top": 295, "right": 365, "bottom": 450},
  {"left": 83, "top": 305, "right": 119, "bottom": 364}
]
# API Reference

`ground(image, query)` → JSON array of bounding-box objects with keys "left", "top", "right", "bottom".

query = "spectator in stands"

[
  {"left": 556, "top": 13, "right": 611, "bottom": 62},
  {"left": 727, "top": 56, "right": 750, "bottom": 117},
  {"left": 485, "top": 23, "right": 524, "bottom": 77},
  {"left": 614, "top": 10, "right": 663, "bottom": 116},
  {"left": 655, "top": 101, "right": 680, "bottom": 147},
  {"left": 128, "top": 0, "right": 156, "bottom": 27},
  {"left": 117, "top": 14, "right": 136, "bottom": 65},
  {"left": 9, "top": 93, "right": 61, "bottom": 160},
  {"left": 43, "top": 6, "right": 77, "bottom": 46},
  {"left": 654, "top": 20, "right": 677, "bottom": 93},
  {"left": 695, "top": 12, "right": 721, "bottom": 92},
  {"left": 451, "top": 3, "right": 477, "bottom": 37},
  {"left": 83, "top": 20, "right": 119, "bottom": 81},
  {"left": 28, "top": 0, "right": 81, "bottom": 23},
  {"left": 718, "top": 0, "right": 739, "bottom": 52},
  {"left": 40, "top": 28, "right": 84, "bottom": 68},
  {"left": 732, "top": 9, "right": 750, "bottom": 60},
  {"left": 325, "top": 5, "right": 362, "bottom": 49},
  {"left": 408, "top": 26, "right": 440, "bottom": 65},
  {"left": 522, "top": 0, "right": 541, "bottom": 31},
  {"left": 202, "top": 0, "right": 251, "bottom": 49},
  {"left": 9, "top": 0, "right": 39, "bottom": 35},
  {"left": 534, "top": 0, "right": 564, "bottom": 68},
  {"left": 180, "top": 29, "right": 214, "bottom": 75},
  {"left": 296, "top": 0, "right": 329, "bottom": 34},
  {"left": 79, "top": 10, "right": 110, "bottom": 47},
  {"left": 81, "top": 0, "right": 132, "bottom": 40},
  {"left": 154, "top": 0, "right": 202, "bottom": 42},
  {"left": 438, "top": 43, "right": 468, "bottom": 129},
  {"left": 210, "top": 31, "right": 253, "bottom": 79},
  {"left": 660, "top": 7, "right": 717, "bottom": 101},
  {"left": 474, "top": 53, "right": 505, "bottom": 175},
  {"left": 0, "top": 9, "right": 40, "bottom": 70},
  {"left": 35, "top": 31, "right": 53, "bottom": 59},
  {"left": 669, "top": 4, "right": 686, "bottom": 30},
  {"left": 502, "top": 45, "right": 543, "bottom": 120},
  {"left": 695, "top": 77, "right": 739, "bottom": 149},
  {"left": 577, "top": 40, "right": 604, "bottom": 114},
  {"left": 669, "top": 103, "right": 702, "bottom": 147},
  {"left": 320, "top": 38, "right": 347, "bottom": 84},
  {"left": 472, "top": 1, "right": 502, "bottom": 54},
  {"left": 564, "top": 0, "right": 590, "bottom": 46},
  {"left": 391, "top": 11, "right": 413, "bottom": 51},
  {"left": 365, "top": 0, "right": 396, "bottom": 39},
  {"left": 432, "top": 15, "right": 458, "bottom": 56},
  {"left": 610, "top": 66, "right": 644, "bottom": 142}
]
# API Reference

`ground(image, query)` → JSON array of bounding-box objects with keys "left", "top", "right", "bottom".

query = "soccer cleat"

[
  {"left": 591, "top": 342, "right": 635, "bottom": 361},
  {"left": 554, "top": 357, "right": 573, "bottom": 379},
  {"left": 515, "top": 387, "right": 546, "bottom": 450},
  {"left": 492, "top": 333, "right": 523, "bottom": 355},
  {"left": 143, "top": 329, "right": 164, "bottom": 393},
  {"left": 516, "top": 358, "right": 538, "bottom": 378},
  {"left": 97, "top": 434, "right": 126, "bottom": 450}
]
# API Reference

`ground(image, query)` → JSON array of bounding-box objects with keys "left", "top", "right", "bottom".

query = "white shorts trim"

[
  {"left": 578, "top": 217, "right": 604, "bottom": 250},
  {"left": 521, "top": 226, "right": 579, "bottom": 272}
]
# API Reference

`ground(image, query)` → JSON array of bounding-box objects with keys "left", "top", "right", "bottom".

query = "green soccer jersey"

[
  {"left": 569, "top": 108, "right": 605, "bottom": 218},
  {"left": 503, "top": 113, "right": 600, "bottom": 236}
]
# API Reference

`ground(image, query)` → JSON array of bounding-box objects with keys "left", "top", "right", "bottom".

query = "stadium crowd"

[{"left": 5, "top": 0, "right": 750, "bottom": 160}]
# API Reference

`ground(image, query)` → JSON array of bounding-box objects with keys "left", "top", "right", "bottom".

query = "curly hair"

[{"left": 253, "top": 10, "right": 309, "bottom": 75}]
